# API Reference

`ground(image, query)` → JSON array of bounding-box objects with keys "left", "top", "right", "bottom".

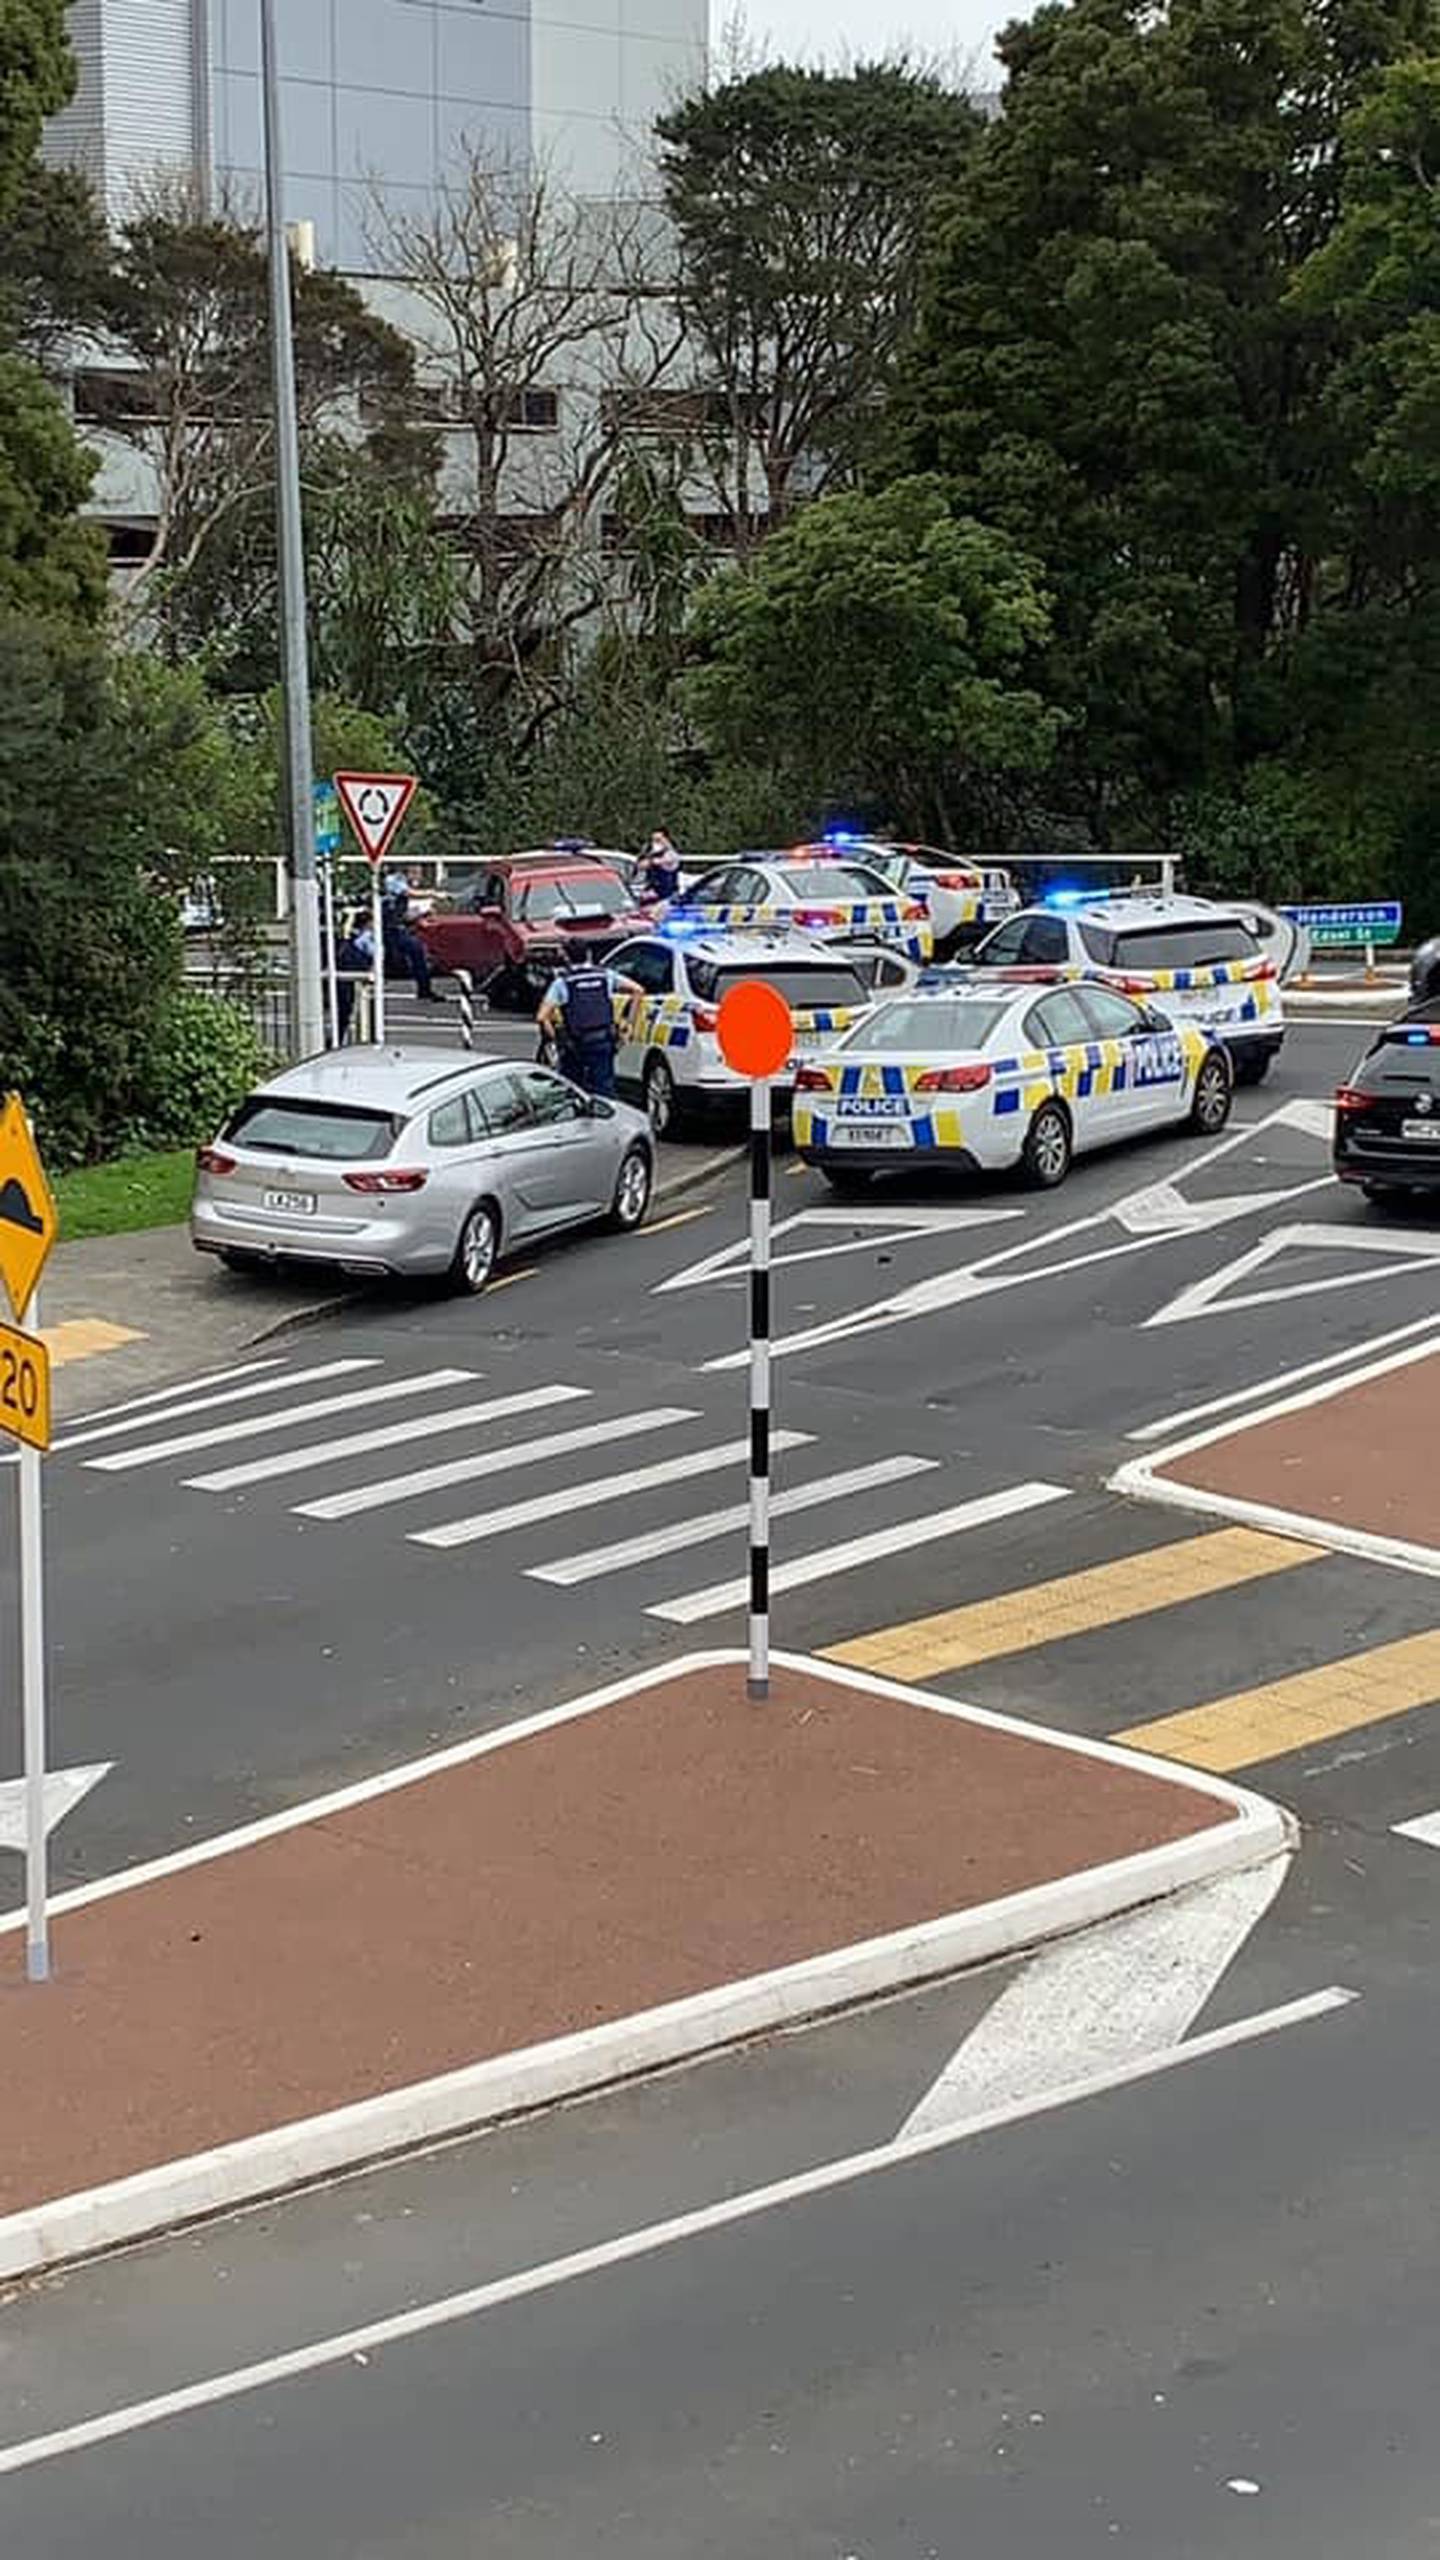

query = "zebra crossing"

[{"left": 57, "top": 1353, "right": 1072, "bottom": 1628}]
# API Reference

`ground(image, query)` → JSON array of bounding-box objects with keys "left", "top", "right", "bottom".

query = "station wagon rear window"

[
  {"left": 689, "top": 963, "right": 870, "bottom": 1008},
  {"left": 846, "top": 999, "right": 1009, "bottom": 1051},
  {"left": 224, "top": 1099, "right": 398, "bottom": 1160},
  {"left": 1079, "top": 920, "right": 1257, "bottom": 969},
  {"left": 776, "top": 865, "right": 884, "bottom": 901}
]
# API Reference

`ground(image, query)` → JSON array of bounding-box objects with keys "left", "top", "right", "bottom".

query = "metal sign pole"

[
  {"left": 748, "top": 1077, "right": 772, "bottom": 1701},
  {"left": 322, "top": 858, "right": 340, "bottom": 1048},
  {"left": 371, "top": 872, "right": 386, "bottom": 1044},
  {"left": 19, "top": 1278, "right": 48, "bottom": 1982},
  {"left": 455, "top": 968, "right": 475, "bottom": 1049}
]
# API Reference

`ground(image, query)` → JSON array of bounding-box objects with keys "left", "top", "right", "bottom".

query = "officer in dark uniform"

[{"left": 536, "top": 961, "right": 642, "bottom": 1098}]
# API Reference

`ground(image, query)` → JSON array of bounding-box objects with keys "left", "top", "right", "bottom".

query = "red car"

[{"left": 417, "top": 856, "right": 651, "bottom": 1008}]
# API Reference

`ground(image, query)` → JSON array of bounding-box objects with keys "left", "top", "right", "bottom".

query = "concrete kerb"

[
  {"left": 0, "top": 1648, "right": 1291, "bottom": 2283},
  {"left": 1111, "top": 1330, "right": 1440, "bottom": 1578}
]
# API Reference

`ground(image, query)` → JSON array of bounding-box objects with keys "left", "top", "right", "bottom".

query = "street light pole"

[{"left": 260, "top": 0, "right": 323, "bottom": 1058}]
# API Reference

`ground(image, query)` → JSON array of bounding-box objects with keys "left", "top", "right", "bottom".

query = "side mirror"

[{"left": 587, "top": 1096, "right": 615, "bottom": 1119}]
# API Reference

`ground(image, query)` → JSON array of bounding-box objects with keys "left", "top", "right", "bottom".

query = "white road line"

[
  {"left": 0, "top": 1984, "right": 1354, "bottom": 2482},
  {"left": 533, "top": 1455, "right": 940, "bottom": 1586},
  {"left": 1128, "top": 1312, "right": 1440, "bottom": 1442},
  {"left": 56, "top": 1359, "right": 378, "bottom": 1452},
  {"left": 1392, "top": 1811, "right": 1440, "bottom": 1850},
  {"left": 407, "top": 1431, "right": 813, "bottom": 1548},
  {"left": 898, "top": 1857, "right": 1291, "bottom": 2139},
  {"left": 86, "top": 1371, "right": 475, "bottom": 1473},
  {"left": 649, "top": 1480, "right": 1070, "bottom": 1623},
  {"left": 187, "top": 1386, "right": 587, "bottom": 1492},
  {"left": 55, "top": 1357, "right": 290, "bottom": 1437},
  {"left": 305, "top": 1408, "right": 699, "bottom": 1527}
]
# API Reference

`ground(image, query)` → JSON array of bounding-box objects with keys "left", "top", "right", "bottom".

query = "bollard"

[{"left": 455, "top": 969, "right": 476, "bottom": 1049}]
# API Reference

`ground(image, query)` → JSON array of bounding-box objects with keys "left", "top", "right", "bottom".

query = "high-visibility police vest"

[{"left": 561, "top": 969, "right": 615, "bottom": 1041}]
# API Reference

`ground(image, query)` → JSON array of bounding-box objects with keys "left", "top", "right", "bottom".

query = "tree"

[
  {"left": 0, "top": 0, "right": 72, "bottom": 224},
  {"left": 0, "top": 351, "right": 106, "bottom": 619},
  {"left": 890, "top": 0, "right": 1431, "bottom": 846},
  {"left": 685, "top": 476, "right": 1058, "bottom": 841},
  {"left": 657, "top": 63, "right": 982, "bottom": 542}
]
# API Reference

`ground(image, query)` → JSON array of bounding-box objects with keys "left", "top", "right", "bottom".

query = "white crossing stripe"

[
  {"left": 187, "top": 1385, "right": 588, "bottom": 1492},
  {"left": 531, "top": 1455, "right": 940, "bottom": 1586},
  {"left": 406, "top": 1430, "right": 813, "bottom": 1550},
  {"left": 55, "top": 1356, "right": 291, "bottom": 1439},
  {"left": 86, "top": 1370, "right": 475, "bottom": 1472},
  {"left": 648, "top": 1480, "right": 1071, "bottom": 1623},
  {"left": 301, "top": 1407, "right": 699, "bottom": 1526},
  {"left": 57, "top": 1359, "right": 378, "bottom": 1452}
]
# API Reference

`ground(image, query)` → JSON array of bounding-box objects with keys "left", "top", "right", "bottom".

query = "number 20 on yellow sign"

[{"left": 0, "top": 1317, "right": 51, "bottom": 1453}]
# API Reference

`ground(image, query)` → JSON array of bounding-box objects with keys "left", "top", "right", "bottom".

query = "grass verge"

[{"left": 55, "top": 1148, "right": 195, "bottom": 1241}]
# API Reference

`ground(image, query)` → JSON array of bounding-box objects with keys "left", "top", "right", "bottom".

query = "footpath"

[
  {"left": 0, "top": 1651, "right": 1287, "bottom": 2281},
  {"left": 1115, "top": 1333, "right": 1440, "bottom": 1574},
  {"left": 38, "top": 1137, "right": 741, "bottom": 1419}
]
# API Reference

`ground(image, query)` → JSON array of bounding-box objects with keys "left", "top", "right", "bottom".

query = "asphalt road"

[{"left": 3, "top": 1015, "right": 1440, "bottom": 2554}]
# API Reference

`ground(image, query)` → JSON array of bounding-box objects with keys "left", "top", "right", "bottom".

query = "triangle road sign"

[
  {"left": 333, "top": 771, "right": 418, "bottom": 868},
  {"left": 0, "top": 1094, "right": 57, "bottom": 1322}
]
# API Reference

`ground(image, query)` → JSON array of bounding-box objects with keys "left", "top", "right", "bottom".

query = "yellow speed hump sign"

[
  {"left": 0, "top": 1096, "right": 57, "bottom": 1322},
  {"left": 0, "top": 1317, "right": 49, "bottom": 1451}
]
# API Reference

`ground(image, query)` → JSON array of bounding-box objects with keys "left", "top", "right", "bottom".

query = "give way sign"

[{"left": 333, "top": 771, "right": 417, "bottom": 867}]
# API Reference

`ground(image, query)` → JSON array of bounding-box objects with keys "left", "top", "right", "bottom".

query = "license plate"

[
  {"left": 1401, "top": 1120, "right": 1440, "bottom": 1143},
  {"left": 262, "top": 1188, "right": 317, "bottom": 1215},
  {"left": 832, "top": 1123, "right": 908, "bottom": 1149}
]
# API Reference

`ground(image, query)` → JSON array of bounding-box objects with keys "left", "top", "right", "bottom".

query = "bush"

[{"left": 130, "top": 989, "right": 268, "bottom": 1149}]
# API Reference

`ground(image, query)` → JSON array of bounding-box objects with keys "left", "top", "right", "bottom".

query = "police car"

[
  {"left": 972, "top": 894, "right": 1285, "bottom": 1084},
  {"left": 824, "top": 837, "right": 1019, "bottom": 955},
  {"left": 792, "top": 968, "right": 1233, "bottom": 1190},
  {"left": 665, "top": 849, "right": 935, "bottom": 965},
  {"left": 606, "top": 931, "right": 877, "bottom": 1137}
]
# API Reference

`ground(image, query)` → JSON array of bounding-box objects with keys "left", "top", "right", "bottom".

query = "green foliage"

[
  {"left": 0, "top": 0, "right": 73, "bottom": 226},
  {"left": 0, "top": 353, "right": 106, "bottom": 621},
  {"left": 686, "top": 478, "right": 1058, "bottom": 838},
  {"left": 130, "top": 988, "right": 268, "bottom": 1150}
]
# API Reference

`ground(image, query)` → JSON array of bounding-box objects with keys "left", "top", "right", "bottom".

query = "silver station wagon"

[{"left": 191, "top": 1049, "right": 654, "bottom": 1293}]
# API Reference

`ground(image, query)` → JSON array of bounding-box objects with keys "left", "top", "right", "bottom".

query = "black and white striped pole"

[
  {"left": 455, "top": 967, "right": 476, "bottom": 1050},
  {"left": 716, "top": 981, "right": 795, "bottom": 1704}
]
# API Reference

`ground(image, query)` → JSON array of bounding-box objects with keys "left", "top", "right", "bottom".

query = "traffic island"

[
  {"left": 1113, "top": 1337, "right": 1440, "bottom": 1573},
  {"left": 0, "top": 1652, "right": 1289, "bottom": 2280}
]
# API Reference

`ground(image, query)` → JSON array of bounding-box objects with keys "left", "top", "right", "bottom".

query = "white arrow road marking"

[
  {"left": 656, "top": 1202, "right": 1020, "bottom": 1293},
  {"left": 1146, "top": 1222, "right": 1440, "bottom": 1328},
  {"left": 1112, "top": 1174, "right": 1332, "bottom": 1237},
  {"left": 1394, "top": 1810, "right": 1440, "bottom": 1849},
  {"left": 0, "top": 1763, "right": 112, "bottom": 1854},
  {"left": 898, "top": 1854, "right": 1291, "bottom": 2140}
]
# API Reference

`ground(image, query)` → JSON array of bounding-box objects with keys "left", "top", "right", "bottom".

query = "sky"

[{"left": 719, "top": 0, "right": 1014, "bottom": 83}]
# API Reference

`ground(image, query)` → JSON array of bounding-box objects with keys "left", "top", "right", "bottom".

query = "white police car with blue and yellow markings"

[
  {"left": 973, "top": 894, "right": 1287, "bottom": 1084},
  {"left": 792, "top": 970, "right": 1233, "bottom": 1190},
  {"left": 665, "top": 849, "right": 935, "bottom": 965},
  {"left": 605, "top": 929, "right": 877, "bottom": 1138}
]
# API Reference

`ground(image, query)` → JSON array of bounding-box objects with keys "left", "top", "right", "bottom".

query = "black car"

[{"left": 1334, "top": 999, "right": 1440, "bottom": 1201}]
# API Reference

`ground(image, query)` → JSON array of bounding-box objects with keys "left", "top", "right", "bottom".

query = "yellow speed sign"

[{"left": 0, "top": 1318, "right": 50, "bottom": 1451}]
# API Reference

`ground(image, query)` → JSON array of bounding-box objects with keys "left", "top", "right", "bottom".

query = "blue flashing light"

[
  {"left": 823, "top": 828, "right": 865, "bottom": 848},
  {"left": 1043, "top": 885, "right": 1090, "bottom": 909}
]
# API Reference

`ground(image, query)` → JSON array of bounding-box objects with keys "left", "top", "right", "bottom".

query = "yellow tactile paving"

[
  {"left": 1115, "top": 1632, "right": 1440, "bottom": 1773},
  {"left": 38, "top": 1318, "right": 144, "bottom": 1366},
  {"left": 823, "top": 1527, "right": 1321, "bottom": 1680}
]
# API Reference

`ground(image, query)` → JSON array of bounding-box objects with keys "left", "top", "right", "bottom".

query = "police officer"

[
  {"left": 638, "top": 828, "right": 683, "bottom": 909},
  {"left": 381, "top": 874, "right": 439, "bottom": 1001},
  {"left": 536, "top": 961, "right": 642, "bottom": 1099}
]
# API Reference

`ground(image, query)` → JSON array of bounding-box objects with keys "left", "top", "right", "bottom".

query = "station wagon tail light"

[
  {"left": 793, "top": 907, "right": 841, "bottom": 928},
  {"left": 794, "top": 1066, "right": 834, "bottom": 1091},
  {"left": 916, "top": 1062, "right": 993, "bottom": 1093},
  {"left": 342, "top": 1168, "right": 430, "bottom": 1193},
  {"left": 195, "top": 1146, "right": 236, "bottom": 1175},
  {"left": 1334, "top": 1087, "right": 1368, "bottom": 1113},
  {"left": 1116, "top": 975, "right": 1153, "bottom": 996},
  {"left": 692, "top": 1004, "right": 719, "bottom": 1032},
  {"left": 933, "top": 870, "right": 981, "bottom": 890}
]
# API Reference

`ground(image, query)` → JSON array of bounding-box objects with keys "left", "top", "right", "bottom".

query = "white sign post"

[
  {"left": 19, "top": 1279, "right": 47, "bottom": 1980},
  {"left": 0, "top": 1095, "right": 59, "bottom": 1982},
  {"left": 333, "top": 773, "right": 418, "bottom": 1050}
]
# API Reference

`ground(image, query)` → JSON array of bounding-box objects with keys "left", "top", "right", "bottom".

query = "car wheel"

[
  {"left": 1232, "top": 1050, "right": 1272, "bottom": 1087},
  {"left": 1188, "top": 1050, "right": 1233, "bottom": 1134},
  {"left": 643, "top": 1055, "right": 679, "bottom": 1139},
  {"left": 606, "top": 1144, "right": 652, "bottom": 1232},
  {"left": 821, "top": 1163, "right": 875, "bottom": 1193},
  {"left": 1021, "top": 1099, "right": 1072, "bottom": 1188},
  {"left": 451, "top": 1200, "right": 500, "bottom": 1294}
]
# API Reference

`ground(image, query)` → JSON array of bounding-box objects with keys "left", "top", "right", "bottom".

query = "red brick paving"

[
  {"left": 1160, "top": 1350, "right": 1440, "bottom": 1551},
  {"left": 0, "top": 1663, "right": 1230, "bottom": 2217}
]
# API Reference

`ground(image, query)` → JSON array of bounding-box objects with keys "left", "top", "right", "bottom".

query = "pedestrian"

[
  {"left": 536, "top": 960, "right": 642, "bottom": 1099},
  {"left": 638, "top": 828, "right": 683, "bottom": 910},
  {"left": 381, "top": 873, "right": 440, "bottom": 1001},
  {"left": 332, "top": 911, "right": 373, "bottom": 1043}
]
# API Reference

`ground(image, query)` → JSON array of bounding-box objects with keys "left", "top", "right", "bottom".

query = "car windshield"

[
  {"left": 1079, "top": 919, "right": 1258, "bottom": 968},
  {"left": 225, "top": 1098, "right": 398, "bottom": 1160},
  {"left": 776, "top": 865, "right": 885, "bottom": 901},
  {"left": 690, "top": 963, "right": 871, "bottom": 1008},
  {"left": 843, "top": 998, "right": 1009, "bottom": 1052},
  {"left": 520, "top": 875, "right": 627, "bottom": 920}
]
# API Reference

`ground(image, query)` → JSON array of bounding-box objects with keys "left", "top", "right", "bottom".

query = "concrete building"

[{"left": 45, "top": 0, "right": 707, "bottom": 267}]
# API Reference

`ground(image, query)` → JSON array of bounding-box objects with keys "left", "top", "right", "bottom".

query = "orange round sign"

[{"left": 716, "top": 980, "right": 795, "bottom": 1079}]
